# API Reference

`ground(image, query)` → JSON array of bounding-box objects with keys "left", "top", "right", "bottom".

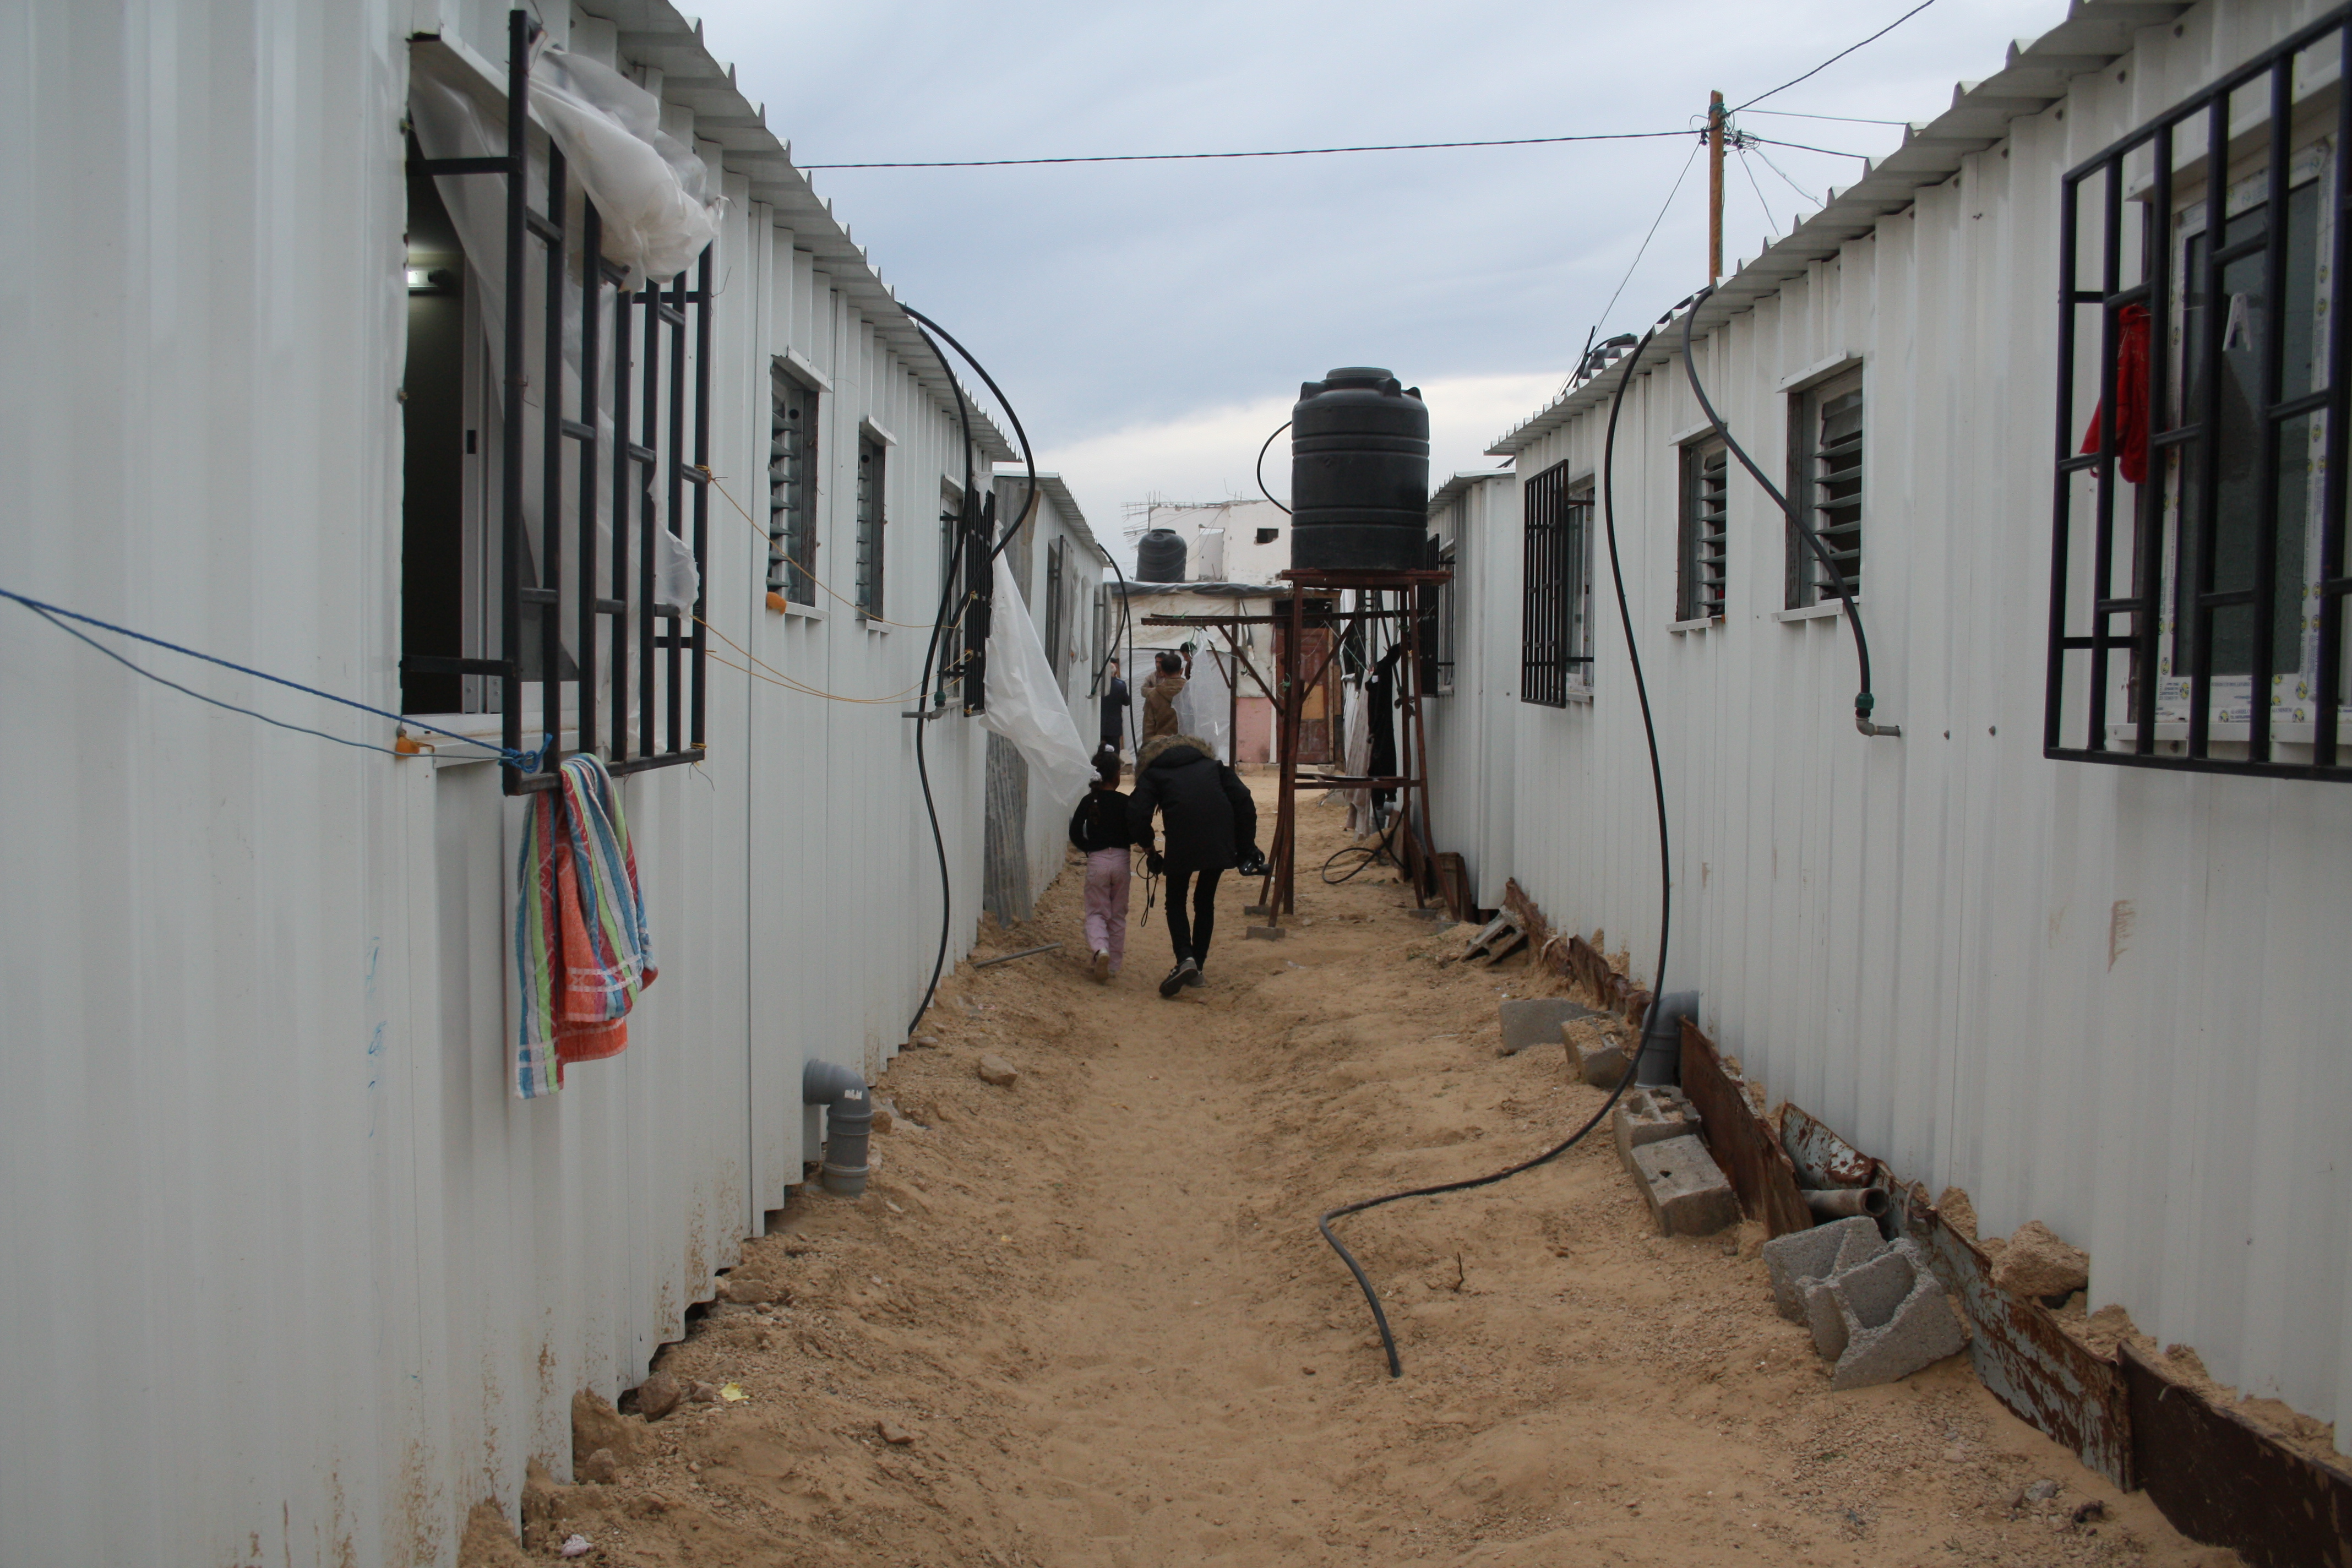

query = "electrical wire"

[
  {"left": 1255, "top": 421, "right": 1292, "bottom": 515},
  {"left": 1745, "top": 138, "right": 1825, "bottom": 211},
  {"left": 804, "top": 128, "right": 1695, "bottom": 171},
  {"left": 1316, "top": 315, "right": 1678, "bottom": 1377},
  {"left": 698, "top": 462, "right": 940, "bottom": 630},
  {"left": 1744, "top": 134, "right": 1871, "bottom": 160},
  {"left": 0, "top": 584, "right": 544, "bottom": 769},
  {"left": 1731, "top": 0, "right": 1940, "bottom": 113},
  {"left": 1739, "top": 108, "right": 1912, "bottom": 127},
  {"left": 1733, "top": 145, "right": 1783, "bottom": 241},
  {"left": 1677, "top": 288, "right": 1894, "bottom": 736},
  {"left": 694, "top": 614, "right": 923, "bottom": 704},
  {"left": 1584, "top": 137, "right": 1704, "bottom": 356}
]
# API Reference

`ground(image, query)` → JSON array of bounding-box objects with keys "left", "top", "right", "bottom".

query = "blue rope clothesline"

[{"left": 0, "top": 584, "right": 548, "bottom": 771}]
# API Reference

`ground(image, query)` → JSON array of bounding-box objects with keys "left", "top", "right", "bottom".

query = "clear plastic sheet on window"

[{"left": 982, "top": 553, "right": 1098, "bottom": 808}]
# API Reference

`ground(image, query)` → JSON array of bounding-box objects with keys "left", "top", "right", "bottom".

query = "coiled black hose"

[{"left": 1318, "top": 313, "right": 1677, "bottom": 1376}]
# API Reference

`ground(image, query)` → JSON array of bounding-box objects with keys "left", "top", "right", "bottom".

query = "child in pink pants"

[{"left": 1068, "top": 749, "right": 1134, "bottom": 981}]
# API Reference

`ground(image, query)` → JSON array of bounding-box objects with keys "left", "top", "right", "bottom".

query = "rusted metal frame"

[
  {"left": 1267, "top": 586, "right": 1306, "bottom": 915},
  {"left": 1678, "top": 1019, "right": 1811, "bottom": 1237},
  {"left": 2121, "top": 1342, "right": 2352, "bottom": 1568},
  {"left": 2318, "top": 23, "right": 2352, "bottom": 767},
  {"left": 1398, "top": 582, "right": 1444, "bottom": 903},
  {"left": 1226, "top": 612, "right": 1239, "bottom": 760},
  {"left": 1905, "top": 1198, "right": 2136, "bottom": 1487}
]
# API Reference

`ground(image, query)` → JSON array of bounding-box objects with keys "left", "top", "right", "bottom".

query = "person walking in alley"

[
  {"left": 1069, "top": 749, "right": 1135, "bottom": 982},
  {"left": 1139, "top": 650, "right": 1188, "bottom": 745},
  {"left": 1099, "top": 657, "right": 1130, "bottom": 755},
  {"left": 1128, "top": 732, "right": 1259, "bottom": 998}
]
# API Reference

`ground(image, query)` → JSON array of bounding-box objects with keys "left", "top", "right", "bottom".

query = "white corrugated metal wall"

[
  {"left": 1447, "top": 0, "right": 2352, "bottom": 1451},
  {"left": 1423, "top": 472, "right": 1521, "bottom": 908},
  {"left": 999, "top": 477, "right": 1104, "bottom": 914},
  {"left": 0, "top": 4, "right": 1016, "bottom": 1565}
]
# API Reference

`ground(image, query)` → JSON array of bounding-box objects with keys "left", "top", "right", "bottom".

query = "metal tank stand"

[{"left": 1257, "top": 566, "right": 1451, "bottom": 922}]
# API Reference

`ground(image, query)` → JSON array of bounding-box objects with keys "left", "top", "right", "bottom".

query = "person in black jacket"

[
  {"left": 1068, "top": 748, "right": 1134, "bottom": 982},
  {"left": 1127, "top": 732, "right": 1261, "bottom": 997}
]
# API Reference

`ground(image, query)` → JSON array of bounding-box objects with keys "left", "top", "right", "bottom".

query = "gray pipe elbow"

[{"left": 802, "top": 1059, "right": 874, "bottom": 1198}]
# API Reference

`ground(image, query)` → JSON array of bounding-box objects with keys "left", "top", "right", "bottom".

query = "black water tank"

[
  {"left": 1135, "top": 527, "right": 1188, "bottom": 582},
  {"left": 1290, "top": 367, "right": 1429, "bottom": 572}
]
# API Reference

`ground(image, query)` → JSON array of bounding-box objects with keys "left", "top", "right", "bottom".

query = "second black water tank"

[
  {"left": 1135, "top": 527, "right": 1188, "bottom": 582},
  {"left": 1290, "top": 367, "right": 1429, "bottom": 573}
]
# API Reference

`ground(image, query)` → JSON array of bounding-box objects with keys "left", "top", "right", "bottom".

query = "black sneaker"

[
  {"left": 1159, "top": 957, "right": 1198, "bottom": 998},
  {"left": 1183, "top": 963, "right": 1205, "bottom": 988}
]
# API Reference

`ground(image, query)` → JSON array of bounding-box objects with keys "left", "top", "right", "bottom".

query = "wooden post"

[{"left": 1708, "top": 90, "right": 1726, "bottom": 285}]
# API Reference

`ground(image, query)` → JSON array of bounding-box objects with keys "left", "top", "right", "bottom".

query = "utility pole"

[{"left": 1707, "top": 90, "right": 1726, "bottom": 285}]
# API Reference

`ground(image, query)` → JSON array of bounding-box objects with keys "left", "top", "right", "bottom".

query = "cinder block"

[
  {"left": 1806, "top": 1239, "right": 1969, "bottom": 1390},
  {"left": 1498, "top": 997, "right": 1597, "bottom": 1056},
  {"left": 1761, "top": 1216, "right": 1885, "bottom": 1321},
  {"left": 1629, "top": 1134, "right": 1740, "bottom": 1237},
  {"left": 1245, "top": 925, "right": 1286, "bottom": 941},
  {"left": 1565, "top": 1021, "right": 1632, "bottom": 1087},
  {"left": 1611, "top": 1085, "right": 1702, "bottom": 1175}
]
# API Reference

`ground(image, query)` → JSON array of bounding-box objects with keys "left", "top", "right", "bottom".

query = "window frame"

[
  {"left": 2045, "top": 10, "right": 2352, "bottom": 778},
  {"left": 854, "top": 430, "right": 887, "bottom": 621},
  {"left": 1520, "top": 461, "right": 1594, "bottom": 706},
  {"left": 1043, "top": 534, "right": 1068, "bottom": 674},
  {"left": 1785, "top": 368, "right": 1864, "bottom": 609},
  {"left": 1678, "top": 434, "right": 1729, "bottom": 621},
  {"left": 767, "top": 361, "right": 820, "bottom": 606},
  {"left": 400, "top": 14, "right": 712, "bottom": 792}
]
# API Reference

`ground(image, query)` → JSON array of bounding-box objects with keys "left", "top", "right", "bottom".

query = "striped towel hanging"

[{"left": 513, "top": 753, "right": 657, "bottom": 1098}]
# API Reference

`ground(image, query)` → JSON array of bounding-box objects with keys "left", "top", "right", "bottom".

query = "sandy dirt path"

[{"left": 474, "top": 783, "right": 2233, "bottom": 1568}]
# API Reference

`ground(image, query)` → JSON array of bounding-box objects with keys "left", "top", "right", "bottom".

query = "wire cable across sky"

[{"left": 801, "top": 128, "right": 1696, "bottom": 170}]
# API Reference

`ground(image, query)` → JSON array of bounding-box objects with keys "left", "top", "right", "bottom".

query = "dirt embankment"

[{"left": 469, "top": 786, "right": 2235, "bottom": 1567}]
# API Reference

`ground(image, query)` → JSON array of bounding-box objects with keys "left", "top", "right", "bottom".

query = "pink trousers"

[{"left": 1083, "top": 847, "right": 1131, "bottom": 967}]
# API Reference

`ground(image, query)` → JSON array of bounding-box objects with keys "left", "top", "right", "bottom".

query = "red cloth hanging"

[{"left": 2079, "top": 303, "right": 2152, "bottom": 484}]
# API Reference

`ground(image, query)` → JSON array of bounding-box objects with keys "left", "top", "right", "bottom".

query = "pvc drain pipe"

[
  {"left": 1804, "top": 1186, "right": 1891, "bottom": 1220},
  {"left": 1635, "top": 990, "right": 1701, "bottom": 1086},
  {"left": 802, "top": 1059, "right": 874, "bottom": 1197}
]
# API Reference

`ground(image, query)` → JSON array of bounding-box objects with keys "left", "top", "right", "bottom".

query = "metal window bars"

[
  {"left": 768, "top": 367, "right": 817, "bottom": 604},
  {"left": 1519, "top": 462, "right": 1598, "bottom": 707},
  {"left": 402, "top": 9, "right": 711, "bottom": 793},
  {"left": 2048, "top": 7, "right": 2352, "bottom": 778},
  {"left": 1681, "top": 439, "right": 1729, "bottom": 619},
  {"left": 1788, "top": 374, "right": 1863, "bottom": 608},
  {"left": 856, "top": 434, "right": 885, "bottom": 619}
]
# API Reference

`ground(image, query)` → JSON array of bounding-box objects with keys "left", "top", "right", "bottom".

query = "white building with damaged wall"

[
  {"left": 0, "top": 3, "right": 1082, "bottom": 1564},
  {"left": 1430, "top": 0, "right": 2352, "bottom": 1457}
]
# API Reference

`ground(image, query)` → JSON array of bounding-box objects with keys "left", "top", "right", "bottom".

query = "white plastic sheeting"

[
  {"left": 983, "top": 551, "right": 1096, "bottom": 809},
  {"left": 531, "top": 44, "right": 722, "bottom": 287}
]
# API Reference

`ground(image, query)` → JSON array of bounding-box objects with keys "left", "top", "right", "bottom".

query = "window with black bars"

[
  {"left": 1679, "top": 437, "right": 1729, "bottom": 619},
  {"left": 401, "top": 9, "right": 711, "bottom": 794},
  {"left": 768, "top": 366, "right": 818, "bottom": 605},
  {"left": 855, "top": 434, "right": 886, "bottom": 619},
  {"left": 1419, "top": 540, "right": 1457, "bottom": 695},
  {"left": 2047, "top": 9, "right": 2351, "bottom": 778},
  {"left": 1787, "top": 369, "right": 1863, "bottom": 608},
  {"left": 1520, "top": 461, "right": 1593, "bottom": 705},
  {"left": 1044, "top": 535, "right": 1068, "bottom": 674}
]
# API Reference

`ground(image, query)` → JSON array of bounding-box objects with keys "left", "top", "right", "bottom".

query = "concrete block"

[
  {"left": 1629, "top": 1134, "right": 1740, "bottom": 1237},
  {"left": 1611, "top": 1085, "right": 1702, "bottom": 1175},
  {"left": 1245, "top": 925, "right": 1286, "bottom": 941},
  {"left": 1811, "top": 1240, "right": 1969, "bottom": 1390},
  {"left": 1498, "top": 997, "right": 1597, "bottom": 1056},
  {"left": 1761, "top": 1216, "right": 1885, "bottom": 1321},
  {"left": 1564, "top": 1020, "right": 1632, "bottom": 1087}
]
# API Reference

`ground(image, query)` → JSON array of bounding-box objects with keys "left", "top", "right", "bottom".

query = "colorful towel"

[{"left": 513, "top": 753, "right": 657, "bottom": 1098}]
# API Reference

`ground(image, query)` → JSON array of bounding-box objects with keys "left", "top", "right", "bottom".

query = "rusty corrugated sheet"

[
  {"left": 1499, "top": 879, "right": 1651, "bottom": 1023},
  {"left": 1680, "top": 1020, "right": 1811, "bottom": 1236},
  {"left": 2120, "top": 1343, "right": 2352, "bottom": 1568},
  {"left": 1909, "top": 1201, "right": 2134, "bottom": 1488}
]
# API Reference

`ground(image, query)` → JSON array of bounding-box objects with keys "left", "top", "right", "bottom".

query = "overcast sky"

[{"left": 692, "top": 0, "right": 2059, "bottom": 542}]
